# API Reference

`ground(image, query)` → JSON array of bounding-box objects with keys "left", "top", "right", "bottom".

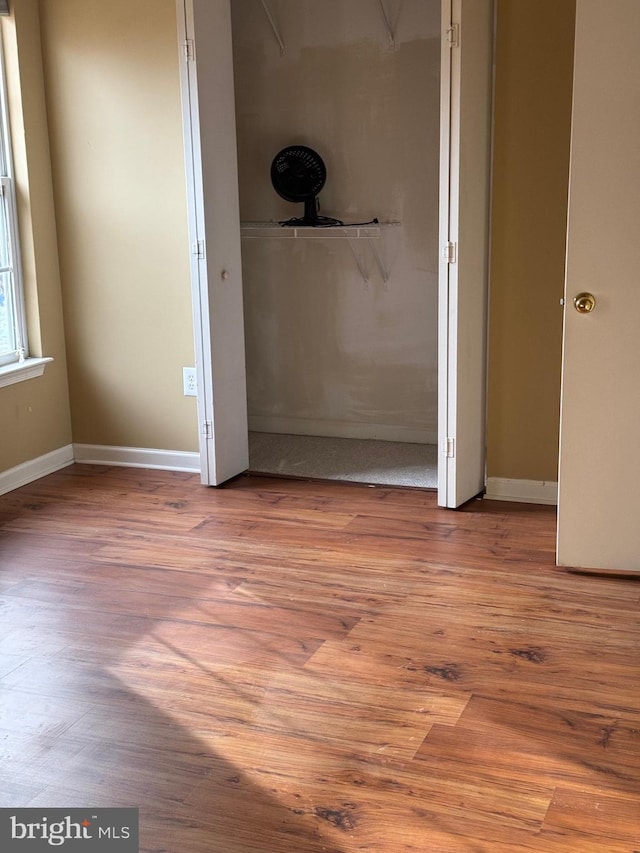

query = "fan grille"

[{"left": 271, "top": 146, "right": 326, "bottom": 202}]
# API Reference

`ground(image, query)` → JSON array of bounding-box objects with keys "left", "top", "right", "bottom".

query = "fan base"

[
  {"left": 280, "top": 215, "right": 344, "bottom": 228},
  {"left": 280, "top": 196, "right": 343, "bottom": 228}
]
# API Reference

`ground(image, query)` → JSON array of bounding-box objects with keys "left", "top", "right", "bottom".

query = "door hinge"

[
  {"left": 202, "top": 421, "right": 212, "bottom": 439},
  {"left": 443, "top": 241, "right": 457, "bottom": 264},
  {"left": 183, "top": 39, "right": 195, "bottom": 62},
  {"left": 446, "top": 23, "right": 459, "bottom": 49},
  {"left": 443, "top": 437, "right": 455, "bottom": 458},
  {"left": 192, "top": 240, "right": 205, "bottom": 260}
]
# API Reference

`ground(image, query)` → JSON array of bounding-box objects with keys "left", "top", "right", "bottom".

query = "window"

[{"left": 0, "top": 38, "right": 25, "bottom": 369}]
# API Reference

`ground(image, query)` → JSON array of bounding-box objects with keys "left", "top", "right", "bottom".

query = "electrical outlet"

[{"left": 183, "top": 367, "right": 197, "bottom": 397}]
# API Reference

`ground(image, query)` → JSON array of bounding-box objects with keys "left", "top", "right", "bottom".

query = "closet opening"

[
  {"left": 177, "top": 0, "right": 492, "bottom": 505},
  {"left": 230, "top": 0, "right": 441, "bottom": 489}
]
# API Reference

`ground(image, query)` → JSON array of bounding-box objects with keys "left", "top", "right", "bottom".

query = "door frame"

[{"left": 178, "top": 0, "right": 493, "bottom": 500}]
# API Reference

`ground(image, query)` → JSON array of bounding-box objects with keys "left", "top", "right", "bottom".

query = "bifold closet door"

[
  {"left": 177, "top": 0, "right": 249, "bottom": 485},
  {"left": 438, "top": 0, "right": 493, "bottom": 508}
]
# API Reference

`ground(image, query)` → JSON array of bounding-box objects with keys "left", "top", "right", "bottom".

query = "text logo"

[{"left": 1, "top": 809, "right": 138, "bottom": 852}]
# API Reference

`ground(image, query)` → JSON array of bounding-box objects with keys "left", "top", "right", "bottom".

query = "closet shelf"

[
  {"left": 240, "top": 222, "right": 399, "bottom": 240},
  {"left": 240, "top": 222, "right": 400, "bottom": 286},
  {"left": 259, "top": 0, "right": 398, "bottom": 56}
]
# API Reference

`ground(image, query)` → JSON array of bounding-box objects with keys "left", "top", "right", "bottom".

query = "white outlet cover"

[{"left": 183, "top": 367, "right": 197, "bottom": 396}]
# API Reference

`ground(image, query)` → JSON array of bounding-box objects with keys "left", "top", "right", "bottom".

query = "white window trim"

[
  {"left": 0, "top": 355, "right": 52, "bottom": 388},
  {"left": 0, "top": 25, "right": 41, "bottom": 377},
  {"left": 0, "top": 169, "right": 27, "bottom": 367}
]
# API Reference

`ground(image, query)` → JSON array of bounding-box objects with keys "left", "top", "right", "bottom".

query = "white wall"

[{"left": 232, "top": 0, "right": 441, "bottom": 443}]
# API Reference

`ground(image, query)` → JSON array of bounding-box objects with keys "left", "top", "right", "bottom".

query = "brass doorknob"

[{"left": 573, "top": 292, "right": 596, "bottom": 314}]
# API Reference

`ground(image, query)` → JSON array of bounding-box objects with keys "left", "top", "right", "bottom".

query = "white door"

[
  {"left": 438, "top": 0, "right": 494, "bottom": 507},
  {"left": 177, "top": 0, "right": 249, "bottom": 485},
  {"left": 557, "top": 0, "right": 640, "bottom": 570}
]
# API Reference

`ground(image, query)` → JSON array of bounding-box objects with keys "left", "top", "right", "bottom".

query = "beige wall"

[
  {"left": 0, "top": 0, "right": 72, "bottom": 473},
  {"left": 487, "top": 0, "right": 576, "bottom": 482},
  {"left": 233, "top": 0, "right": 441, "bottom": 443},
  {"left": 1, "top": 0, "right": 577, "bottom": 485},
  {"left": 38, "top": 0, "right": 196, "bottom": 451}
]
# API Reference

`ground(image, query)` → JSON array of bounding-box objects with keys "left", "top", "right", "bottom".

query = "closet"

[
  {"left": 177, "top": 0, "right": 492, "bottom": 507},
  {"left": 230, "top": 0, "right": 440, "bottom": 489}
]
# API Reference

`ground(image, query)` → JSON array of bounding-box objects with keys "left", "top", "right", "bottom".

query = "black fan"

[{"left": 270, "top": 145, "right": 342, "bottom": 227}]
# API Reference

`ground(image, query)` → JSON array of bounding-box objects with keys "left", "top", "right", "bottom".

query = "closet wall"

[{"left": 231, "top": 0, "right": 441, "bottom": 444}]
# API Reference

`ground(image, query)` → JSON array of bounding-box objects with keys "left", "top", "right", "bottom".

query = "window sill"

[{"left": 0, "top": 356, "right": 53, "bottom": 388}]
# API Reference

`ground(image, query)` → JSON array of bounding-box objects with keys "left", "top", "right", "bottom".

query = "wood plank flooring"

[{"left": 0, "top": 465, "right": 638, "bottom": 852}]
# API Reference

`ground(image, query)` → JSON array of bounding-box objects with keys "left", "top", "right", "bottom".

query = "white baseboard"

[
  {"left": 485, "top": 477, "right": 558, "bottom": 506},
  {"left": 248, "top": 416, "right": 437, "bottom": 445},
  {"left": 0, "top": 445, "right": 557, "bottom": 508},
  {"left": 0, "top": 444, "right": 74, "bottom": 496},
  {"left": 73, "top": 444, "right": 200, "bottom": 473}
]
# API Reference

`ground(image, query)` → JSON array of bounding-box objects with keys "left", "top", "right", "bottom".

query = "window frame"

[{"left": 0, "top": 32, "right": 27, "bottom": 369}]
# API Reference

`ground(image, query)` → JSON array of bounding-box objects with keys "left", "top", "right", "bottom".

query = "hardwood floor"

[{"left": 0, "top": 464, "right": 638, "bottom": 852}]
